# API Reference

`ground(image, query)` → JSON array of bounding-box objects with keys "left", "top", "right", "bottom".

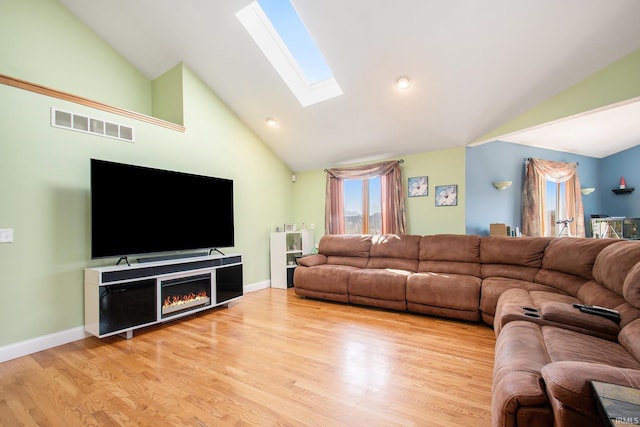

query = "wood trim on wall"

[{"left": 0, "top": 73, "right": 186, "bottom": 133}]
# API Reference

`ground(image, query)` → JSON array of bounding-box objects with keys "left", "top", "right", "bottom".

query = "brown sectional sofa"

[{"left": 293, "top": 233, "right": 640, "bottom": 427}]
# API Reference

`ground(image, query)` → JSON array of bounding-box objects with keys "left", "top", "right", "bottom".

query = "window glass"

[
  {"left": 344, "top": 176, "right": 381, "bottom": 234},
  {"left": 545, "top": 181, "right": 568, "bottom": 236}
]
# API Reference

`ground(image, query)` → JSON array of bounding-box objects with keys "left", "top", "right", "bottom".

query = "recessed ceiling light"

[
  {"left": 266, "top": 117, "right": 279, "bottom": 128},
  {"left": 395, "top": 76, "right": 412, "bottom": 89}
]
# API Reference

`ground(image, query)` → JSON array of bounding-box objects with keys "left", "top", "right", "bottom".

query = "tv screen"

[{"left": 90, "top": 159, "right": 234, "bottom": 259}]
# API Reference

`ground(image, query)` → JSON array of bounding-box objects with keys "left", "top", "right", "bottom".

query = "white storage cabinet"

[{"left": 269, "top": 231, "right": 314, "bottom": 289}]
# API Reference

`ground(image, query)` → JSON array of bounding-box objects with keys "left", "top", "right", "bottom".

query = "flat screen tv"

[{"left": 90, "top": 159, "right": 234, "bottom": 259}]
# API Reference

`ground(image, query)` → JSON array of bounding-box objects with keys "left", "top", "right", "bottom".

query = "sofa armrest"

[
  {"left": 297, "top": 254, "right": 328, "bottom": 267},
  {"left": 540, "top": 302, "right": 620, "bottom": 338},
  {"left": 541, "top": 361, "right": 640, "bottom": 419}
]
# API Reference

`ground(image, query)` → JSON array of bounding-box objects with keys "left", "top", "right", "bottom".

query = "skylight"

[{"left": 236, "top": 0, "right": 343, "bottom": 107}]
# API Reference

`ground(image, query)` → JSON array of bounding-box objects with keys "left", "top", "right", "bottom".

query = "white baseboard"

[
  {"left": 244, "top": 280, "right": 271, "bottom": 293},
  {"left": 0, "top": 281, "right": 272, "bottom": 363},
  {"left": 0, "top": 326, "right": 90, "bottom": 363}
]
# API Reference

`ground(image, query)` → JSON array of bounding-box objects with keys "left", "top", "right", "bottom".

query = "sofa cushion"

[
  {"left": 369, "top": 234, "right": 420, "bottom": 258},
  {"left": 480, "top": 236, "right": 552, "bottom": 284},
  {"left": 326, "top": 255, "right": 369, "bottom": 268},
  {"left": 348, "top": 268, "right": 410, "bottom": 301},
  {"left": 619, "top": 318, "right": 640, "bottom": 362},
  {"left": 317, "top": 234, "right": 372, "bottom": 268},
  {"left": 293, "top": 264, "right": 357, "bottom": 294},
  {"left": 534, "top": 238, "right": 615, "bottom": 297},
  {"left": 319, "top": 234, "right": 372, "bottom": 257},
  {"left": 480, "top": 236, "right": 553, "bottom": 268},
  {"left": 624, "top": 262, "right": 640, "bottom": 309},
  {"left": 367, "top": 234, "right": 420, "bottom": 271},
  {"left": 533, "top": 270, "right": 588, "bottom": 298},
  {"left": 542, "top": 361, "right": 640, "bottom": 425},
  {"left": 542, "top": 326, "right": 640, "bottom": 367},
  {"left": 419, "top": 234, "right": 481, "bottom": 262},
  {"left": 366, "top": 257, "right": 418, "bottom": 271},
  {"left": 297, "top": 254, "right": 327, "bottom": 267},
  {"left": 575, "top": 281, "right": 626, "bottom": 310},
  {"left": 541, "top": 238, "right": 617, "bottom": 281},
  {"left": 492, "top": 321, "right": 553, "bottom": 427},
  {"left": 406, "top": 272, "right": 481, "bottom": 311},
  {"left": 480, "top": 277, "right": 563, "bottom": 319},
  {"left": 593, "top": 240, "right": 640, "bottom": 298},
  {"left": 418, "top": 234, "right": 481, "bottom": 277}
]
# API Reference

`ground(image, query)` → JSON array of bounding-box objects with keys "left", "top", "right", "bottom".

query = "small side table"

[{"left": 590, "top": 380, "right": 640, "bottom": 426}]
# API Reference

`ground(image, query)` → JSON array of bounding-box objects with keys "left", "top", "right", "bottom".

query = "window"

[
  {"left": 344, "top": 177, "right": 382, "bottom": 234},
  {"left": 236, "top": 0, "right": 343, "bottom": 106},
  {"left": 257, "top": 0, "right": 333, "bottom": 84},
  {"left": 325, "top": 160, "right": 406, "bottom": 235},
  {"left": 545, "top": 181, "right": 568, "bottom": 236},
  {"left": 522, "top": 158, "right": 585, "bottom": 237}
]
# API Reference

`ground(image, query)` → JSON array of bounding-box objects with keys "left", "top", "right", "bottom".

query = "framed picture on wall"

[
  {"left": 435, "top": 185, "right": 458, "bottom": 206},
  {"left": 408, "top": 176, "right": 428, "bottom": 197}
]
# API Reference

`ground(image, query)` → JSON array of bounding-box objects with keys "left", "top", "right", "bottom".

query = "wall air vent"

[{"left": 51, "top": 108, "right": 135, "bottom": 142}]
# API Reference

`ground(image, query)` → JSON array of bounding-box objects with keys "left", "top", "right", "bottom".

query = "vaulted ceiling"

[{"left": 58, "top": 0, "right": 640, "bottom": 171}]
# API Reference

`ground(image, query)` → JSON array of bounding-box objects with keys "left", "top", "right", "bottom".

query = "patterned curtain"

[
  {"left": 325, "top": 160, "right": 406, "bottom": 235},
  {"left": 522, "top": 158, "right": 585, "bottom": 237}
]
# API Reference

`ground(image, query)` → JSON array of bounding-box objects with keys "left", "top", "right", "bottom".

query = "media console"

[{"left": 84, "top": 253, "right": 243, "bottom": 339}]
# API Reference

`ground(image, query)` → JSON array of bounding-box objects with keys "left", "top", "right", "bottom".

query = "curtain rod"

[
  {"left": 323, "top": 159, "right": 404, "bottom": 173},
  {"left": 525, "top": 157, "right": 579, "bottom": 166}
]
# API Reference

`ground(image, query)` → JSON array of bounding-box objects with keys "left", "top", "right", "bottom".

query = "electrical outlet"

[{"left": 0, "top": 229, "right": 14, "bottom": 243}]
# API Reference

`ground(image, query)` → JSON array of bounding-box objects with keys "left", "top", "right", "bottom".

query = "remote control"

[
  {"left": 589, "top": 305, "right": 620, "bottom": 315},
  {"left": 573, "top": 303, "right": 619, "bottom": 316},
  {"left": 573, "top": 303, "right": 620, "bottom": 323}
]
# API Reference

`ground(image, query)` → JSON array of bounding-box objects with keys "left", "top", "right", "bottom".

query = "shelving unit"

[
  {"left": 591, "top": 218, "right": 624, "bottom": 239},
  {"left": 591, "top": 218, "right": 640, "bottom": 239},
  {"left": 270, "top": 230, "right": 314, "bottom": 289},
  {"left": 612, "top": 187, "right": 634, "bottom": 194}
]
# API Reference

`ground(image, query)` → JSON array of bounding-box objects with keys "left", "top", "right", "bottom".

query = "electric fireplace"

[
  {"left": 160, "top": 273, "right": 212, "bottom": 319},
  {"left": 85, "top": 254, "right": 243, "bottom": 339}
]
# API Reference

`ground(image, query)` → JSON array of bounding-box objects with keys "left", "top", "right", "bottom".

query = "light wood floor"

[{"left": 0, "top": 288, "right": 496, "bottom": 426}]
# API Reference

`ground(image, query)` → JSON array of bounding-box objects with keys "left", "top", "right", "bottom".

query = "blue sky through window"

[
  {"left": 344, "top": 180, "right": 363, "bottom": 214},
  {"left": 344, "top": 177, "right": 382, "bottom": 234},
  {"left": 344, "top": 177, "right": 381, "bottom": 213},
  {"left": 257, "top": 0, "right": 334, "bottom": 83}
]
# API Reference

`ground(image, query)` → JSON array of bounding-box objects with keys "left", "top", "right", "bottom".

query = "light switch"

[{"left": 0, "top": 229, "right": 14, "bottom": 243}]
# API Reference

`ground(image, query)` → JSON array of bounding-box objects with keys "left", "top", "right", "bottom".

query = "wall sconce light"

[
  {"left": 581, "top": 187, "right": 595, "bottom": 195},
  {"left": 492, "top": 181, "right": 512, "bottom": 191}
]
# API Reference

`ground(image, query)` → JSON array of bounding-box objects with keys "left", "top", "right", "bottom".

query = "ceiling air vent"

[{"left": 51, "top": 108, "right": 135, "bottom": 142}]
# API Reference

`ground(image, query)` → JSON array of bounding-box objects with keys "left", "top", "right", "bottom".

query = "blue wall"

[
  {"left": 600, "top": 145, "right": 640, "bottom": 218},
  {"left": 465, "top": 141, "right": 602, "bottom": 235}
]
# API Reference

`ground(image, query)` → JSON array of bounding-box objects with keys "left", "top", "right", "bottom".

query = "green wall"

[
  {"left": 293, "top": 147, "right": 466, "bottom": 243},
  {"left": 152, "top": 64, "right": 185, "bottom": 125},
  {"left": 0, "top": 0, "right": 293, "bottom": 347},
  {"left": 403, "top": 148, "right": 466, "bottom": 235},
  {"left": 1, "top": 0, "right": 152, "bottom": 115}
]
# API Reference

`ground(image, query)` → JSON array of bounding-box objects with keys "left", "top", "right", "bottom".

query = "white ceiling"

[{"left": 58, "top": 0, "right": 640, "bottom": 172}]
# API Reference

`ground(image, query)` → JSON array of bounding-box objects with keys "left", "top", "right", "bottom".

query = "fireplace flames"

[{"left": 163, "top": 290, "right": 208, "bottom": 310}]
